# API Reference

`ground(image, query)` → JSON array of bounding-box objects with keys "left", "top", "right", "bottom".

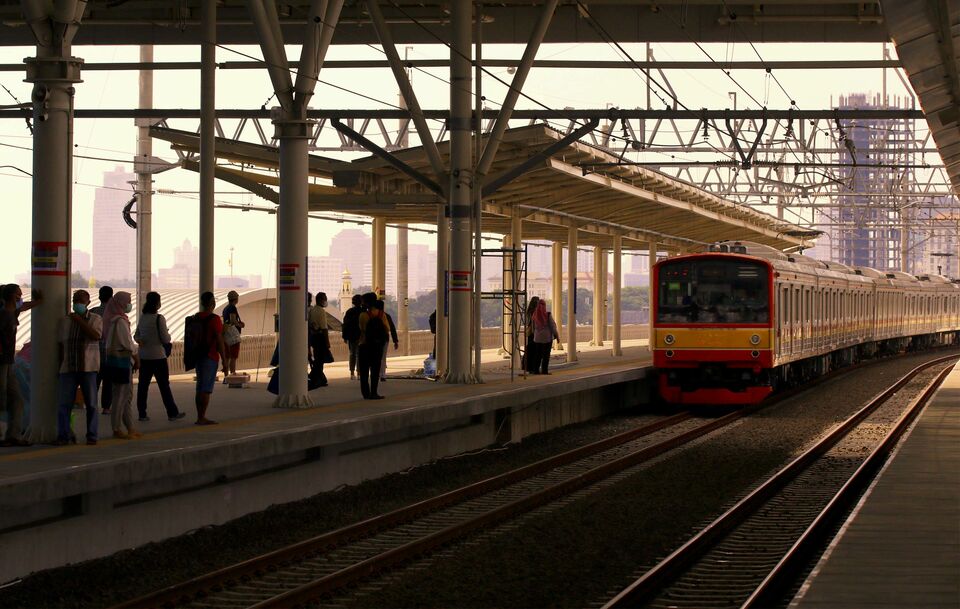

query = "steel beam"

[
  {"left": 366, "top": 0, "right": 447, "bottom": 187},
  {"left": 245, "top": 0, "right": 295, "bottom": 113},
  {"left": 199, "top": 0, "right": 216, "bottom": 295},
  {"left": 566, "top": 225, "right": 578, "bottom": 363},
  {"left": 477, "top": 0, "right": 558, "bottom": 177}
]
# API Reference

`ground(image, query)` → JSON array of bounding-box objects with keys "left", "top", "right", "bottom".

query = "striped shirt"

[{"left": 58, "top": 313, "right": 103, "bottom": 373}]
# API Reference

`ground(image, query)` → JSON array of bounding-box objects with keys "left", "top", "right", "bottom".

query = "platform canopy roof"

[
  {"left": 0, "top": 1, "right": 891, "bottom": 46},
  {"left": 152, "top": 122, "right": 810, "bottom": 251},
  {"left": 881, "top": 0, "right": 960, "bottom": 197}
]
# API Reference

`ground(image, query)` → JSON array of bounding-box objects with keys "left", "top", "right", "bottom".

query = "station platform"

[
  {"left": 0, "top": 340, "right": 653, "bottom": 582},
  {"left": 791, "top": 363, "right": 960, "bottom": 609}
]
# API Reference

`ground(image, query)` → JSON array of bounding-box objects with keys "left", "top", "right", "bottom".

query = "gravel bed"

[
  {"left": 1, "top": 407, "right": 670, "bottom": 609},
  {"left": 343, "top": 351, "right": 951, "bottom": 609}
]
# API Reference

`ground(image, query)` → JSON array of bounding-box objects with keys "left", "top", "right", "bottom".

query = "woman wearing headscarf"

[
  {"left": 103, "top": 291, "right": 140, "bottom": 439},
  {"left": 523, "top": 296, "right": 540, "bottom": 373},
  {"left": 532, "top": 300, "right": 559, "bottom": 374}
]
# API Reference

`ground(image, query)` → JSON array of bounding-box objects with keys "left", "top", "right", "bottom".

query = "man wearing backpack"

[
  {"left": 341, "top": 294, "right": 363, "bottom": 380},
  {"left": 189, "top": 292, "right": 226, "bottom": 425}
]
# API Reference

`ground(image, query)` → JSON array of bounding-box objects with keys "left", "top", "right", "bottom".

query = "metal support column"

[
  {"left": 567, "top": 226, "right": 578, "bottom": 363},
  {"left": 24, "top": 4, "right": 84, "bottom": 443},
  {"left": 398, "top": 223, "right": 409, "bottom": 355},
  {"left": 135, "top": 44, "right": 153, "bottom": 307},
  {"left": 648, "top": 242, "right": 657, "bottom": 352},
  {"left": 275, "top": 125, "right": 313, "bottom": 407},
  {"left": 612, "top": 236, "right": 622, "bottom": 356},
  {"left": 445, "top": 0, "right": 474, "bottom": 382},
  {"left": 551, "top": 241, "right": 563, "bottom": 350},
  {"left": 373, "top": 217, "right": 386, "bottom": 297},
  {"left": 601, "top": 252, "right": 608, "bottom": 342},
  {"left": 592, "top": 246, "right": 603, "bottom": 346},
  {"left": 199, "top": 0, "right": 216, "bottom": 294},
  {"left": 500, "top": 233, "right": 512, "bottom": 357},
  {"left": 436, "top": 206, "right": 449, "bottom": 376}
]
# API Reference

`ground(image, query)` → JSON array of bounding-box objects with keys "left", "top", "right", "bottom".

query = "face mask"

[
  {"left": 320, "top": 300, "right": 328, "bottom": 308},
  {"left": 73, "top": 303, "right": 87, "bottom": 315},
  {"left": 15, "top": 298, "right": 23, "bottom": 309},
  {"left": 124, "top": 303, "right": 133, "bottom": 313}
]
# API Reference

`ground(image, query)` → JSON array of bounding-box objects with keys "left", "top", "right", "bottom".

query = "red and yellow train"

[{"left": 652, "top": 241, "right": 960, "bottom": 405}]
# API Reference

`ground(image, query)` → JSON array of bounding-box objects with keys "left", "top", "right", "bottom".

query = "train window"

[{"left": 656, "top": 259, "right": 769, "bottom": 324}]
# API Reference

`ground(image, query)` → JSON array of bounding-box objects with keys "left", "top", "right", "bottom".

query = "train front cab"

[{"left": 653, "top": 253, "right": 775, "bottom": 405}]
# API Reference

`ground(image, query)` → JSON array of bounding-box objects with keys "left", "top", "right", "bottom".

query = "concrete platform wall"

[{"left": 0, "top": 366, "right": 653, "bottom": 581}]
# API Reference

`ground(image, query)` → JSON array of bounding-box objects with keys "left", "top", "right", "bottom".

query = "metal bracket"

[
  {"left": 482, "top": 117, "right": 599, "bottom": 198},
  {"left": 331, "top": 117, "right": 444, "bottom": 197},
  {"left": 725, "top": 113, "right": 768, "bottom": 169}
]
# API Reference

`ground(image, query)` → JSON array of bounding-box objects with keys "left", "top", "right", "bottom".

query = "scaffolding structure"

[{"left": 481, "top": 244, "right": 528, "bottom": 381}]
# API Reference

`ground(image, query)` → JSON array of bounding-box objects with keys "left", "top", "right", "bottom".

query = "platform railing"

[{"left": 165, "top": 324, "right": 649, "bottom": 376}]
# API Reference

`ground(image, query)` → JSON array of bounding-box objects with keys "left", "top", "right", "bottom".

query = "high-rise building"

[
  {"left": 328, "top": 229, "right": 372, "bottom": 287},
  {"left": 173, "top": 239, "right": 200, "bottom": 276},
  {"left": 91, "top": 166, "right": 135, "bottom": 285},
  {"left": 407, "top": 244, "right": 437, "bottom": 295},
  {"left": 307, "top": 256, "right": 345, "bottom": 299},
  {"left": 72, "top": 249, "right": 91, "bottom": 277}
]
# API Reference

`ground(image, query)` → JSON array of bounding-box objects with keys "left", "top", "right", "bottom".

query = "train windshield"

[{"left": 657, "top": 259, "right": 769, "bottom": 324}]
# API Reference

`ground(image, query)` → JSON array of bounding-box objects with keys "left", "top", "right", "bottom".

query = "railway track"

[
  {"left": 602, "top": 354, "right": 957, "bottom": 609},
  {"left": 115, "top": 406, "right": 767, "bottom": 609}
]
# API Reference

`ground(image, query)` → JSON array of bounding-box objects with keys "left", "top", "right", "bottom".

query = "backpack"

[
  {"left": 364, "top": 314, "right": 389, "bottom": 347},
  {"left": 183, "top": 314, "right": 213, "bottom": 371},
  {"left": 341, "top": 307, "right": 361, "bottom": 342}
]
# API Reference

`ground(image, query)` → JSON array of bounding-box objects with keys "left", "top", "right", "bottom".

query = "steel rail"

[
  {"left": 114, "top": 412, "right": 693, "bottom": 609},
  {"left": 740, "top": 360, "right": 957, "bottom": 609},
  {"left": 251, "top": 408, "right": 759, "bottom": 609},
  {"left": 602, "top": 353, "right": 959, "bottom": 609}
]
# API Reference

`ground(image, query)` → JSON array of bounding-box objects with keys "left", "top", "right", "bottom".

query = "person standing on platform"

[
  {"left": 89, "top": 285, "right": 113, "bottom": 415},
  {"left": 0, "top": 284, "right": 33, "bottom": 447},
  {"left": 308, "top": 292, "right": 331, "bottom": 387},
  {"left": 532, "top": 300, "right": 560, "bottom": 375},
  {"left": 192, "top": 292, "right": 226, "bottom": 425},
  {"left": 134, "top": 292, "right": 184, "bottom": 422},
  {"left": 102, "top": 291, "right": 140, "bottom": 439},
  {"left": 524, "top": 296, "right": 541, "bottom": 374},
  {"left": 341, "top": 294, "right": 363, "bottom": 380},
  {"left": 56, "top": 290, "right": 102, "bottom": 445},
  {"left": 379, "top": 301, "right": 399, "bottom": 382},
  {"left": 358, "top": 293, "right": 388, "bottom": 399},
  {"left": 221, "top": 290, "right": 244, "bottom": 377}
]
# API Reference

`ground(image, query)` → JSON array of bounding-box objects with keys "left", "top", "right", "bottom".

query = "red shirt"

[{"left": 197, "top": 311, "right": 224, "bottom": 361}]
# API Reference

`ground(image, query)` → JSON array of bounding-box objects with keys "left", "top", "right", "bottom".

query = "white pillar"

[
  {"left": 373, "top": 217, "right": 386, "bottom": 298},
  {"left": 551, "top": 241, "right": 563, "bottom": 350},
  {"left": 602, "top": 251, "right": 609, "bottom": 342},
  {"left": 274, "top": 125, "right": 313, "bottom": 408},
  {"left": 398, "top": 223, "right": 409, "bottom": 355},
  {"left": 445, "top": 0, "right": 474, "bottom": 382},
  {"left": 648, "top": 242, "right": 657, "bottom": 352},
  {"left": 135, "top": 45, "right": 153, "bottom": 307},
  {"left": 26, "top": 46, "right": 83, "bottom": 443},
  {"left": 592, "top": 246, "right": 603, "bottom": 346},
  {"left": 613, "top": 236, "right": 622, "bottom": 356},
  {"left": 436, "top": 206, "right": 449, "bottom": 376},
  {"left": 199, "top": 0, "right": 216, "bottom": 294},
  {"left": 567, "top": 226, "right": 578, "bottom": 362}
]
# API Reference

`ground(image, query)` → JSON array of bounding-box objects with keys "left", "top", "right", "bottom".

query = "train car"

[{"left": 652, "top": 241, "right": 960, "bottom": 405}]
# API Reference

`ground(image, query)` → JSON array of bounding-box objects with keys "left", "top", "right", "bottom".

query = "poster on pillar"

[
  {"left": 32, "top": 241, "right": 68, "bottom": 277},
  {"left": 450, "top": 270, "right": 471, "bottom": 292},
  {"left": 279, "top": 263, "right": 300, "bottom": 291}
]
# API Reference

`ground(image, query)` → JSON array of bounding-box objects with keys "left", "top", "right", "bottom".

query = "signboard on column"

[
  {"left": 279, "top": 263, "right": 300, "bottom": 291},
  {"left": 32, "top": 241, "right": 68, "bottom": 276}
]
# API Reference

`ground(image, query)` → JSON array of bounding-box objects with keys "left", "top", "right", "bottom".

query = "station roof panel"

[{"left": 153, "top": 122, "right": 809, "bottom": 252}]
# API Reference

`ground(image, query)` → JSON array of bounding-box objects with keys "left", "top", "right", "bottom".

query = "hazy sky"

[{"left": 0, "top": 39, "right": 909, "bottom": 285}]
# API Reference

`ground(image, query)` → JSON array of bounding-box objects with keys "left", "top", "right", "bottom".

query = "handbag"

[
  {"left": 156, "top": 315, "right": 173, "bottom": 358},
  {"left": 223, "top": 323, "right": 241, "bottom": 346},
  {"left": 321, "top": 347, "right": 334, "bottom": 364}
]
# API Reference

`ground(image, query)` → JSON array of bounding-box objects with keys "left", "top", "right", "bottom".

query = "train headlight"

[
  {"left": 664, "top": 333, "right": 675, "bottom": 345},
  {"left": 750, "top": 334, "right": 761, "bottom": 345}
]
